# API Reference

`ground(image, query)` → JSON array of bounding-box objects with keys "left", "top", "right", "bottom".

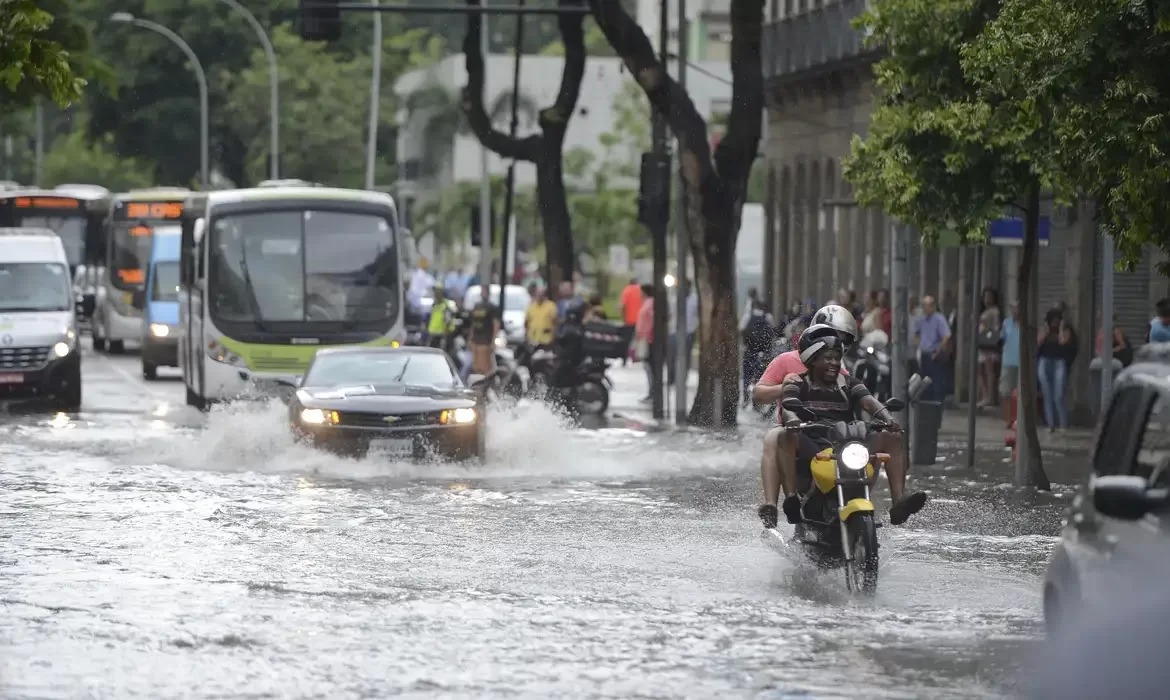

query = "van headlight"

[
  {"left": 839, "top": 442, "right": 870, "bottom": 471},
  {"left": 149, "top": 323, "right": 170, "bottom": 338},
  {"left": 52, "top": 341, "right": 72, "bottom": 358}
]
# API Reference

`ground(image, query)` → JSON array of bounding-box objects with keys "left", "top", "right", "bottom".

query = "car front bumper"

[
  {"left": 0, "top": 349, "right": 81, "bottom": 400},
  {"left": 293, "top": 420, "right": 483, "bottom": 460}
]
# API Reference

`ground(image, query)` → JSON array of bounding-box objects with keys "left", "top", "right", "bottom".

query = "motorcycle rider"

[
  {"left": 753, "top": 320, "right": 927, "bottom": 530},
  {"left": 550, "top": 297, "right": 587, "bottom": 388},
  {"left": 426, "top": 285, "right": 458, "bottom": 351}
]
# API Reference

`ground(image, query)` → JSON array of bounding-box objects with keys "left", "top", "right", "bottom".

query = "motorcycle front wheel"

[
  {"left": 576, "top": 380, "right": 609, "bottom": 416},
  {"left": 843, "top": 512, "right": 880, "bottom": 594}
]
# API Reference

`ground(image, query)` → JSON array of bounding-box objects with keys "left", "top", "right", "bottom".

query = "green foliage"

[
  {"left": 222, "top": 24, "right": 395, "bottom": 187},
  {"left": 41, "top": 129, "right": 153, "bottom": 191},
  {"left": 964, "top": 0, "right": 1170, "bottom": 269},
  {"left": 0, "top": 0, "right": 88, "bottom": 107},
  {"left": 843, "top": 0, "right": 1065, "bottom": 245}
]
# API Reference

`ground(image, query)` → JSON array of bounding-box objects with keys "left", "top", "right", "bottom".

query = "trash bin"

[
  {"left": 911, "top": 400, "right": 944, "bottom": 466},
  {"left": 1088, "top": 357, "right": 1123, "bottom": 420}
]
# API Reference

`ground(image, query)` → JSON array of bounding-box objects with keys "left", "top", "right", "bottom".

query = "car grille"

[
  {"left": 335, "top": 410, "right": 445, "bottom": 429},
  {"left": 0, "top": 346, "right": 50, "bottom": 370},
  {"left": 250, "top": 355, "right": 307, "bottom": 372}
]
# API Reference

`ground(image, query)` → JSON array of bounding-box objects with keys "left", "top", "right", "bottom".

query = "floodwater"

[{"left": 0, "top": 351, "right": 1072, "bottom": 699}]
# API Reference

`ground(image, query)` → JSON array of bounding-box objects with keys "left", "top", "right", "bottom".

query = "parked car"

[{"left": 1043, "top": 343, "right": 1170, "bottom": 637}]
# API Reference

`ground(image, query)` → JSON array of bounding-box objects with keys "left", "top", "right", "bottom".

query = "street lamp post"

[
  {"left": 110, "top": 12, "right": 209, "bottom": 189},
  {"left": 215, "top": 0, "right": 279, "bottom": 180}
]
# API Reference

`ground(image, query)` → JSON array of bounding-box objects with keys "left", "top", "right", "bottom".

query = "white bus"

[{"left": 178, "top": 186, "right": 406, "bottom": 409}]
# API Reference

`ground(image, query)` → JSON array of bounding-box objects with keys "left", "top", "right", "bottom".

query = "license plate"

[
  {"left": 0, "top": 373, "right": 24, "bottom": 384},
  {"left": 370, "top": 438, "right": 413, "bottom": 456}
]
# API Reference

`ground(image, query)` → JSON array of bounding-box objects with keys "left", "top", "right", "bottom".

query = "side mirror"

[
  {"left": 884, "top": 397, "right": 906, "bottom": 413},
  {"left": 131, "top": 289, "right": 146, "bottom": 309},
  {"left": 1092, "top": 475, "right": 1163, "bottom": 521}
]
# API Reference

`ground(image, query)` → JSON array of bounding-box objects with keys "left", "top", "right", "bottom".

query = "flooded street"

[{"left": 1, "top": 349, "right": 1070, "bottom": 699}]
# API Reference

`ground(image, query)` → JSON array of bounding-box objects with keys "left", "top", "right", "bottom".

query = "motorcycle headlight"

[
  {"left": 839, "top": 441, "right": 870, "bottom": 471},
  {"left": 866, "top": 346, "right": 874, "bottom": 354}
]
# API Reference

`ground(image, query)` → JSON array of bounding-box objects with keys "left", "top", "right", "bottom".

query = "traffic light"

[
  {"left": 299, "top": 0, "right": 342, "bottom": 41},
  {"left": 470, "top": 202, "right": 495, "bottom": 248},
  {"left": 637, "top": 152, "right": 671, "bottom": 228}
]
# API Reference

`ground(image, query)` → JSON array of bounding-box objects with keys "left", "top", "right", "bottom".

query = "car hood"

[
  {"left": 0, "top": 310, "right": 74, "bottom": 346},
  {"left": 296, "top": 384, "right": 477, "bottom": 411}
]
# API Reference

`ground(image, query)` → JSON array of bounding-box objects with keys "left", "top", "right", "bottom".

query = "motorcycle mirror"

[{"left": 884, "top": 397, "right": 906, "bottom": 413}]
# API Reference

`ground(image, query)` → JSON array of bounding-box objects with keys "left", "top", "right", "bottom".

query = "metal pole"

[
  {"left": 673, "top": 7, "right": 689, "bottom": 425},
  {"left": 216, "top": 0, "right": 279, "bottom": 179},
  {"left": 112, "top": 16, "right": 210, "bottom": 188},
  {"left": 966, "top": 245, "right": 983, "bottom": 468},
  {"left": 498, "top": 0, "right": 525, "bottom": 312},
  {"left": 33, "top": 98, "right": 44, "bottom": 186},
  {"left": 891, "top": 220, "right": 910, "bottom": 467},
  {"left": 477, "top": 4, "right": 493, "bottom": 287},
  {"left": 650, "top": 0, "right": 669, "bottom": 420},
  {"left": 365, "top": 0, "right": 382, "bottom": 190},
  {"left": 1101, "top": 232, "right": 1115, "bottom": 410}
]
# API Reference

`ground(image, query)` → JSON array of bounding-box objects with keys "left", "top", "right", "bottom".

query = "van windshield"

[
  {"left": 151, "top": 261, "right": 180, "bottom": 302},
  {"left": 0, "top": 263, "right": 72, "bottom": 312}
]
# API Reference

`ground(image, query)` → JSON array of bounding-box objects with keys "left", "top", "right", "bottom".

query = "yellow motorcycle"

[{"left": 779, "top": 394, "right": 906, "bottom": 594}]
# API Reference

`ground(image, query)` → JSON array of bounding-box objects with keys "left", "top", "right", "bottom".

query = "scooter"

[
  {"left": 776, "top": 393, "right": 906, "bottom": 594},
  {"left": 851, "top": 329, "right": 891, "bottom": 401},
  {"left": 545, "top": 358, "right": 612, "bottom": 418}
]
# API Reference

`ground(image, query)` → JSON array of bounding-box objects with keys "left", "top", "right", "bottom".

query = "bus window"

[{"left": 16, "top": 216, "right": 85, "bottom": 267}]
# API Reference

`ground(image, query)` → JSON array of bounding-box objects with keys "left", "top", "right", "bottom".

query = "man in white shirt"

[{"left": 407, "top": 258, "right": 435, "bottom": 311}]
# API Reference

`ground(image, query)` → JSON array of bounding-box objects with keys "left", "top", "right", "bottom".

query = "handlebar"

[{"left": 783, "top": 419, "right": 902, "bottom": 434}]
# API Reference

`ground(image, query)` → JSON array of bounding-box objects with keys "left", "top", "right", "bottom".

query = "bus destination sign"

[{"left": 125, "top": 202, "right": 183, "bottom": 219}]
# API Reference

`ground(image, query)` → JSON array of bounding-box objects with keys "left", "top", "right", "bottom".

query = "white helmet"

[{"left": 810, "top": 304, "right": 858, "bottom": 345}]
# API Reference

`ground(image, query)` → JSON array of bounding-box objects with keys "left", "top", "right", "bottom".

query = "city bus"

[
  {"left": 0, "top": 186, "right": 110, "bottom": 321},
  {"left": 178, "top": 186, "right": 405, "bottom": 409},
  {"left": 91, "top": 187, "right": 191, "bottom": 353}
]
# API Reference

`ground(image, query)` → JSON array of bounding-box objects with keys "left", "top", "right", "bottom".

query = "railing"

[{"left": 762, "top": 0, "right": 876, "bottom": 81}]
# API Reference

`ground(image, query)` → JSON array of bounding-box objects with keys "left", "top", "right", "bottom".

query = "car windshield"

[
  {"left": 19, "top": 216, "right": 84, "bottom": 267},
  {"left": 464, "top": 285, "right": 529, "bottom": 311},
  {"left": 305, "top": 352, "right": 457, "bottom": 387},
  {"left": 208, "top": 209, "right": 398, "bottom": 326},
  {"left": 0, "top": 262, "right": 72, "bottom": 312},
  {"left": 151, "top": 260, "right": 180, "bottom": 302}
]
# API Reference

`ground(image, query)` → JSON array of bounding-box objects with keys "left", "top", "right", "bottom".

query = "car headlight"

[
  {"left": 442, "top": 407, "right": 477, "bottom": 425},
  {"left": 52, "top": 341, "right": 72, "bottom": 358},
  {"left": 839, "top": 442, "right": 870, "bottom": 471},
  {"left": 149, "top": 323, "right": 171, "bottom": 338},
  {"left": 300, "top": 408, "right": 338, "bottom": 425}
]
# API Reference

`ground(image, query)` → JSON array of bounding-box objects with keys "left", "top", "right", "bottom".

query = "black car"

[
  {"left": 1043, "top": 344, "right": 1170, "bottom": 637},
  {"left": 286, "top": 346, "right": 486, "bottom": 461}
]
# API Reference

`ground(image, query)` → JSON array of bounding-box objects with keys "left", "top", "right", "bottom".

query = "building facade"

[{"left": 759, "top": 0, "right": 1169, "bottom": 422}]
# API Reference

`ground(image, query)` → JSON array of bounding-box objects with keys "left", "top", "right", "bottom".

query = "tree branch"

[
  {"left": 462, "top": 0, "right": 540, "bottom": 162},
  {"left": 713, "top": 0, "right": 764, "bottom": 190},
  {"left": 538, "top": 0, "right": 588, "bottom": 140},
  {"left": 587, "top": 0, "right": 714, "bottom": 183}
]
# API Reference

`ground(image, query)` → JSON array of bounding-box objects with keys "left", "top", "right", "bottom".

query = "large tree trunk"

[
  {"left": 460, "top": 0, "right": 585, "bottom": 287},
  {"left": 1016, "top": 178, "right": 1051, "bottom": 490},
  {"left": 535, "top": 146, "right": 574, "bottom": 288},
  {"left": 590, "top": 0, "right": 763, "bottom": 428}
]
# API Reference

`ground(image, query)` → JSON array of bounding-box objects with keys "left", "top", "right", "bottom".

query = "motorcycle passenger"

[
  {"left": 754, "top": 324, "right": 927, "bottom": 530},
  {"left": 550, "top": 298, "right": 587, "bottom": 388},
  {"left": 426, "top": 285, "right": 458, "bottom": 351},
  {"left": 741, "top": 301, "right": 775, "bottom": 404},
  {"left": 757, "top": 304, "right": 854, "bottom": 385}
]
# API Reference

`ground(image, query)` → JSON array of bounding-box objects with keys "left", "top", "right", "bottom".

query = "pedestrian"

[
  {"left": 1148, "top": 298, "right": 1170, "bottom": 343},
  {"left": 467, "top": 285, "right": 501, "bottom": 376},
  {"left": 999, "top": 301, "right": 1020, "bottom": 427},
  {"left": 914, "top": 294, "right": 952, "bottom": 401},
  {"left": 619, "top": 277, "right": 642, "bottom": 366},
  {"left": 877, "top": 288, "right": 892, "bottom": 336},
  {"left": 739, "top": 287, "right": 760, "bottom": 332},
  {"left": 634, "top": 283, "right": 656, "bottom": 403},
  {"left": 524, "top": 284, "right": 558, "bottom": 348},
  {"left": 684, "top": 280, "right": 698, "bottom": 376},
  {"left": 1095, "top": 307, "right": 1133, "bottom": 367},
  {"left": 860, "top": 290, "right": 881, "bottom": 336},
  {"left": 977, "top": 286, "right": 1002, "bottom": 407},
  {"left": 1037, "top": 307, "right": 1076, "bottom": 431}
]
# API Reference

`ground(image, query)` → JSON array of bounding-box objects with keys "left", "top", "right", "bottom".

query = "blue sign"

[{"left": 989, "top": 216, "right": 1051, "bottom": 247}]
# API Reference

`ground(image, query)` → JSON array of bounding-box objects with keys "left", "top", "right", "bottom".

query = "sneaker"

[
  {"left": 782, "top": 494, "right": 803, "bottom": 524},
  {"left": 889, "top": 491, "right": 928, "bottom": 525},
  {"left": 757, "top": 504, "right": 778, "bottom": 529}
]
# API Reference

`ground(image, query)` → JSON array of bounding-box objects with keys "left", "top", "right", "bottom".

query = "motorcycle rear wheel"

[{"left": 843, "top": 513, "right": 880, "bottom": 594}]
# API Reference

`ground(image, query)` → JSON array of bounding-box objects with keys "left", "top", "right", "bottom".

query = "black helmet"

[
  {"left": 563, "top": 297, "right": 587, "bottom": 324},
  {"left": 810, "top": 304, "right": 858, "bottom": 345},
  {"left": 799, "top": 323, "right": 851, "bottom": 365}
]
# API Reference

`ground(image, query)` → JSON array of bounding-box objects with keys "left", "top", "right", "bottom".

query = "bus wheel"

[
  {"left": 109, "top": 340, "right": 125, "bottom": 355},
  {"left": 143, "top": 362, "right": 158, "bottom": 380},
  {"left": 92, "top": 334, "right": 106, "bottom": 352}
]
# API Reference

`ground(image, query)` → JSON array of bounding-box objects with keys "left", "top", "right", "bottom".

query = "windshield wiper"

[
  {"left": 237, "top": 243, "right": 270, "bottom": 333},
  {"left": 392, "top": 356, "right": 411, "bottom": 384}
]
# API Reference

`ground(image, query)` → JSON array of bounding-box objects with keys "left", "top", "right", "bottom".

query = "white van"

[{"left": 0, "top": 228, "right": 82, "bottom": 410}]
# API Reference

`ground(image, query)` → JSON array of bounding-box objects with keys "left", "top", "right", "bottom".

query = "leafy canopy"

[
  {"left": 843, "top": 0, "right": 1064, "bottom": 244},
  {"left": 0, "top": 0, "right": 87, "bottom": 107},
  {"left": 964, "top": 0, "right": 1170, "bottom": 269}
]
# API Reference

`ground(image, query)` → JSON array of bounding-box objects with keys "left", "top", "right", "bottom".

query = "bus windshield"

[
  {"left": 18, "top": 216, "right": 84, "bottom": 267},
  {"left": 151, "top": 261, "right": 180, "bottom": 302},
  {"left": 110, "top": 222, "right": 179, "bottom": 291},
  {"left": 208, "top": 209, "right": 398, "bottom": 327},
  {"left": 0, "top": 263, "right": 72, "bottom": 312}
]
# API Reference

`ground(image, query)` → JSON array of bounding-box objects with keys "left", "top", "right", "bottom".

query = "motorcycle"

[
  {"left": 545, "top": 357, "right": 612, "bottom": 418},
  {"left": 851, "top": 329, "right": 891, "bottom": 401},
  {"left": 499, "top": 342, "right": 557, "bottom": 399},
  {"left": 776, "top": 393, "right": 907, "bottom": 594}
]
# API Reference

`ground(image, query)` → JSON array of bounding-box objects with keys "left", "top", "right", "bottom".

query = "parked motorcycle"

[{"left": 851, "top": 329, "right": 891, "bottom": 402}]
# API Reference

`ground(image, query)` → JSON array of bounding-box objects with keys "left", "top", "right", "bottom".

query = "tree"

[
  {"left": 842, "top": 0, "right": 1056, "bottom": 489},
  {"left": 461, "top": 0, "right": 587, "bottom": 289},
  {"left": 588, "top": 0, "right": 764, "bottom": 427},
  {"left": 0, "top": 0, "right": 89, "bottom": 107},
  {"left": 966, "top": 0, "right": 1170, "bottom": 271},
  {"left": 42, "top": 129, "right": 154, "bottom": 191}
]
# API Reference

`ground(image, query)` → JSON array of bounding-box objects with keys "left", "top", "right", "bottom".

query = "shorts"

[{"left": 998, "top": 365, "right": 1019, "bottom": 397}]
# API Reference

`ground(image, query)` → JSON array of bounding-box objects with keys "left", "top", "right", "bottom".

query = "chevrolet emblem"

[{"left": 382, "top": 415, "right": 400, "bottom": 424}]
